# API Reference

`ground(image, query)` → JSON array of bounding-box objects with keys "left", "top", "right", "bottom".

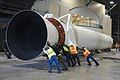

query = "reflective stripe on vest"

[
  {"left": 83, "top": 48, "right": 91, "bottom": 57},
  {"left": 70, "top": 45, "right": 78, "bottom": 54},
  {"left": 63, "top": 46, "right": 69, "bottom": 52},
  {"left": 47, "top": 47, "right": 56, "bottom": 59}
]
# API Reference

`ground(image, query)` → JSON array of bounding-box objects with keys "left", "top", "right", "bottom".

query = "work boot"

[
  {"left": 58, "top": 71, "right": 61, "bottom": 73},
  {"left": 71, "top": 64, "right": 75, "bottom": 67},
  {"left": 62, "top": 68, "right": 68, "bottom": 71},
  {"left": 95, "top": 64, "right": 99, "bottom": 66},
  {"left": 78, "top": 64, "right": 81, "bottom": 66},
  {"left": 48, "top": 71, "right": 52, "bottom": 73},
  {"left": 88, "top": 63, "right": 91, "bottom": 66}
]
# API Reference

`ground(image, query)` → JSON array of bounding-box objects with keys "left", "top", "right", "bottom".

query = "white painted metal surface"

[
  {"left": 43, "top": 18, "right": 59, "bottom": 45},
  {"left": 42, "top": 14, "right": 113, "bottom": 50},
  {"left": 73, "top": 26, "right": 113, "bottom": 50}
]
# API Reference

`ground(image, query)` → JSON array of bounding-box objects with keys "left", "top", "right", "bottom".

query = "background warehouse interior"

[{"left": 0, "top": 0, "right": 119, "bottom": 51}]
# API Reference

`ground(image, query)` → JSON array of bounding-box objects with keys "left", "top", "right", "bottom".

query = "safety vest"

[
  {"left": 46, "top": 47, "right": 56, "bottom": 59},
  {"left": 83, "top": 48, "right": 91, "bottom": 57},
  {"left": 70, "top": 45, "right": 78, "bottom": 54},
  {"left": 63, "top": 46, "right": 69, "bottom": 52}
]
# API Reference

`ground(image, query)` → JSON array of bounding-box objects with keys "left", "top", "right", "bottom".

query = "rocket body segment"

[{"left": 6, "top": 10, "right": 113, "bottom": 60}]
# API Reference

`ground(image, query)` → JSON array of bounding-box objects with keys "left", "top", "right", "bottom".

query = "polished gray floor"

[{"left": 0, "top": 51, "right": 120, "bottom": 80}]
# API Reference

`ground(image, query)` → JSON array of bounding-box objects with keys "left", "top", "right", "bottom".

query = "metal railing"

[{"left": 75, "top": 22, "right": 103, "bottom": 29}]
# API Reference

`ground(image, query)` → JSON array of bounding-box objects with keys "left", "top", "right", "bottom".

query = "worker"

[
  {"left": 70, "top": 45, "right": 81, "bottom": 66},
  {"left": 61, "top": 44, "right": 74, "bottom": 67},
  {"left": 81, "top": 47, "right": 99, "bottom": 66},
  {"left": 115, "top": 42, "right": 119, "bottom": 51},
  {"left": 43, "top": 45, "right": 61, "bottom": 73},
  {"left": 52, "top": 44, "right": 68, "bottom": 71}
]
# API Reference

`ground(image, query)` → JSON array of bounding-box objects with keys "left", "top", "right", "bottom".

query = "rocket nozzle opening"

[{"left": 6, "top": 10, "right": 47, "bottom": 60}]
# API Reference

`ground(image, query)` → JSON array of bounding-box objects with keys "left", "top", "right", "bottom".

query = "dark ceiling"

[
  {"left": 0, "top": 0, "right": 36, "bottom": 16},
  {"left": 0, "top": 0, "right": 36, "bottom": 28},
  {"left": 94, "top": 0, "right": 120, "bottom": 5},
  {"left": 94, "top": 0, "right": 120, "bottom": 17}
]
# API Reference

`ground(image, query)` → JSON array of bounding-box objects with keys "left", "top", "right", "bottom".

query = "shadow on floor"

[{"left": 13, "top": 59, "right": 49, "bottom": 70}]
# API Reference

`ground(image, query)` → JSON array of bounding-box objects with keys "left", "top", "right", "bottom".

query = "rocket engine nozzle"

[{"left": 6, "top": 10, "right": 47, "bottom": 60}]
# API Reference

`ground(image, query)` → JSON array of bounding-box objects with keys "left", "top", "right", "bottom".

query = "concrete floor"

[{"left": 0, "top": 51, "right": 120, "bottom": 80}]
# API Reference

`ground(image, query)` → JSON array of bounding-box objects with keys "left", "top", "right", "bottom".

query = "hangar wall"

[
  {"left": 31, "top": 0, "right": 85, "bottom": 17},
  {"left": 87, "top": 1, "right": 112, "bottom": 36},
  {"left": 31, "top": 0, "right": 112, "bottom": 36}
]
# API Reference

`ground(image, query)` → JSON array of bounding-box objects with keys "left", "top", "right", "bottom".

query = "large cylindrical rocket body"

[
  {"left": 73, "top": 26, "right": 113, "bottom": 50},
  {"left": 6, "top": 10, "right": 113, "bottom": 60}
]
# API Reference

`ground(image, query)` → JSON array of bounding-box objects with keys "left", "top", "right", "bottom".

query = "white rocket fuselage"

[
  {"left": 43, "top": 16, "right": 113, "bottom": 50},
  {"left": 6, "top": 10, "right": 113, "bottom": 60}
]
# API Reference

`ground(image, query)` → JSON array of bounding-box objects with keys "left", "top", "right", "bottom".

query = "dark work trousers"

[
  {"left": 58, "top": 54, "right": 68, "bottom": 70},
  {"left": 65, "top": 52, "right": 74, "bottom": 67},
  {"left": 116, "top": 47, "right": 119, "bottom": 51},
  {"left": 71, "top": 54, "right": 81, "bottom": 66},
  {"left": 48, "top": 55, "right": 61, "bottom": 73},
  {"left": 86, "top": 54, "right": 99, "bottom": 65}
]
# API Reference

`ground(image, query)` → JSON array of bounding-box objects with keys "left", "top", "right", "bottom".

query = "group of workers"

[{"left": 43, "top": 41, "right": 99, "bottom": 73}]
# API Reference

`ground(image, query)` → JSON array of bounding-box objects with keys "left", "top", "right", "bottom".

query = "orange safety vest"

[
  {"left": 83, "top": 48, "right": 91, "bottom": 57},
  {"left": 70, "top": 45, "right": 78, "bottom": 54}
]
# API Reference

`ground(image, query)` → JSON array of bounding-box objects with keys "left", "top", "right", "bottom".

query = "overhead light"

[
  {"left": 96, "top": 3, "right": 102, "bottom": 7},
  {"left": 87, "top": 17, "right": 89, "bottom": 19},
  {"left": 81, "top": 16, "right": 83, "bottom": 17},
  {"left": 76, "top": 17, "right": 80, "bottom": 20},
  {"left": 110, "top": 1, "right": 114, "bottom": 4},
  {"left": 74, "top": 14, "right": 77, "bottom": 16}
]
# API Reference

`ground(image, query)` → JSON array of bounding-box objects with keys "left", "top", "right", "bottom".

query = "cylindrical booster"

[
  {"left": 6, "top": 10, "right": 113, "bottom": 60},
  {"left": 73, "top": 26, "right": 113, "bottom": 50}
]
